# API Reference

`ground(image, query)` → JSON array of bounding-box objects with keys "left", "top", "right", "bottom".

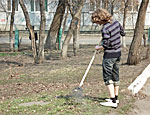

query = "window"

[
  {"left": 7, "top": 0, "right": 11, "bottom": 11},
  {"left": 128, "top": 0, "right": 139, "bottom": 12},
  {"left": 31, "top": 0, "right": 34, "bottom": 11},
  {"left": 45, "top": 0, "right": 48, "bottom": 11},
  {"left": 82, "top": 3, "right": 89, "bottom": 12},
  {"left": 49, "top": 0, "right": 58, "bottom": 12},
  {"left": 7, "top": 0, "right": 19, "bottom": 11},
  {"left": 35, "top": 0, "right": 40, "bottom": 11},
  {"left": 133, "top": 0, "right": 139, "bottom": 11},
  {"left": 30, "top": 0, "right": 48, "bottom": 12},
  {"left": 90, "top": 0, "right": 95, "bottom": 11},
  {"left": 15, "top": 0, "right": 18, "bottom": 11}
]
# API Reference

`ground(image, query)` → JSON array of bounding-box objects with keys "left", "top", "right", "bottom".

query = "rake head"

[{"left": 71, "top": 87, "right": 83, "bottom": 99}]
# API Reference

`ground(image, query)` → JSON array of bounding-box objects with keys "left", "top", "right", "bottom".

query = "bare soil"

[{"left": 0, "top": 43, "right": 150, "bottom": 114}]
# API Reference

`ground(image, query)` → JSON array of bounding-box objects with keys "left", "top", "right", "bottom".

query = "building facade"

[{"left": 0, "top": 0, "right": 149, "bottom": 32}]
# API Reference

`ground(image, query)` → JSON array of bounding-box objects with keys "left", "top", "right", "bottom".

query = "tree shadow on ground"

[{"left": 0, "top": 60, "right": 23, "bottom": 66}]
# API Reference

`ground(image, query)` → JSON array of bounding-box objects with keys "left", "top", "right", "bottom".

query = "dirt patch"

[{"left": 128, "top": 79, "right": 150, "bottom": 115}]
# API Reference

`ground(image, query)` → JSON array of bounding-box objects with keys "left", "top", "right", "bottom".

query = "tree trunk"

[
  {"left": 61, "top": 6, "right": 69, "bottom": 50},
  {"left": 9, "top": 0, "right": 15, "bottom": 51},
  {"left": 61, "top": 0, "right": 84, "bottom": 58},
  {"left": 73, "top": 12, "right": 81, "bottom": 56},
  {"left": 36, "top": 0, "right": 46, "bottom": 64},
  {"left": 73, "top": 20, "right": 78, "bottom": 56},
  {"left": 127, "top": 0, "right": 149, "bottom": 65},
  {"left": 61, "top": 18, "right": 76, "bottom": 58},
  {"left": 45, "top": 0, "right": 65, "bottom": 50},
  {"left": 19, "top": 0, "right": 37, "bottom": 63},
  {"left": 122, "top": 0, "right": 129, "bottom": 48}
]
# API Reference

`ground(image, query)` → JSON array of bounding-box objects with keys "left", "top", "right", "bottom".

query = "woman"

[{"left": 91, "top": 8, "right": 125, "bottom": 108}]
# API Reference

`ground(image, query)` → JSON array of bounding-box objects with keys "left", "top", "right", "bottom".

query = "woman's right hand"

[{"left": 95, "top": 45, "right": 104, "bottom": 50}]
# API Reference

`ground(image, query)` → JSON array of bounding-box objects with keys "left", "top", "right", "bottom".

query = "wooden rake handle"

[{"left": 79, "top": 50, "right": 97, "bottom": 87}]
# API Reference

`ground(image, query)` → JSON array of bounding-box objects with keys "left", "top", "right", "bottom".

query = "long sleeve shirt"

[{"left": 101, "top": 20, "right": 125, "bottom": 58}]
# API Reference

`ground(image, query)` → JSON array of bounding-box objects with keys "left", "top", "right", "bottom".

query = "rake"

[{"left": 71, "top": 50, "right": 97, "bottom": 98}]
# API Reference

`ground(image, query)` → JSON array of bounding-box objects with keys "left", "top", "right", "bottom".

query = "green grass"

[
  {"left": 0, "top": 70, "right": 135, "bottom": 115},
  {"left": 0, "top": 89, "right": 135, "bottom": 115},
  {"left": 0, "top": 93, "right": 111, "bottom": 115},
  {"left": 0, "top": 46, "right": 136, "bottom": 115}
]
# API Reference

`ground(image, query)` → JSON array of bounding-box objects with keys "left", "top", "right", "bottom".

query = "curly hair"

[{"left": 91, "top": 8, "right": 112, "bottom": 25}]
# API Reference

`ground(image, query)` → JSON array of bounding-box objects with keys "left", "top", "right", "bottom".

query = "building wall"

[{"left": 0, "top": 0, "right": 149, "bottom": 32}]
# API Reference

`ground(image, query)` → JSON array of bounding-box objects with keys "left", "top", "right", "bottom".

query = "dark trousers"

[{"left": 102, "top": 57, "right": 120, "bottom": 86}]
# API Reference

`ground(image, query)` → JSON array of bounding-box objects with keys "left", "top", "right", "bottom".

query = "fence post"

[
  {"left": 148, "top": 28, "right": 150, "bottom": 43},
  {"left": 15, "top": 29, "right": 19, "bottom": 51},
  {"left": 56, "top": 28, "right": 62, "bottom": 50}
]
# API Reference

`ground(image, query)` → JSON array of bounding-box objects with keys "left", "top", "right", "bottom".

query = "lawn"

[{"left": 0, "top": 44, "right": 148, "bottom": 115}]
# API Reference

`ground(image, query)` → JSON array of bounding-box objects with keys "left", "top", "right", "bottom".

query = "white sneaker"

[
  {"left": 100, "top": 101, "right": 117, "bottom": 108},
  {"left": 105, "top": 98, "right": 119, "bottom": 104}
]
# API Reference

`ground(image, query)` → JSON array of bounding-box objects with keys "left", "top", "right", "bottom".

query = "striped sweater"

[{"left": 101, "top": 20, "right": 125, "bottom": 58}]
